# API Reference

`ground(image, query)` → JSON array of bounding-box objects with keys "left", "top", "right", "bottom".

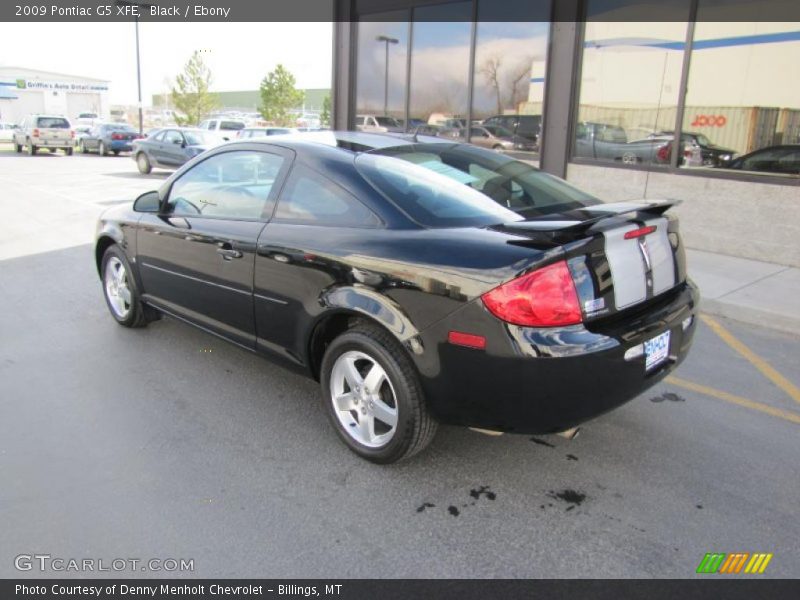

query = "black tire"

[
  {"left": 27, "top": 141, "right": 36, "bottom": 156},
  {"left": 65, "top": 147, "right": 74, "bottom": 156},
  {"left": 320, "top": 323, "right": 437, "bottom": 463},
  {"left": 136, "top": 152, "right": 152, "bottom": 174},
  {"left": 98, "top": 141, "right": 106, "bottom": 156},
  {"left": 112, "top": 150, "right": 120, "bottom": 156},
  {"left": 100, "top": 245, "right": 149, "bottom": 328},
  {"left": 15, "top": 143, "right": 22, "bottom": 153},
  {"left": 80, "top": 141, "right": 88, "bottom": 154}
]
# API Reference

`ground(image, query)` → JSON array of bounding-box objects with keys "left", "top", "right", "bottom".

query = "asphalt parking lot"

[{"left": 1, "top": 148, "right": 799, "bottom": 578}]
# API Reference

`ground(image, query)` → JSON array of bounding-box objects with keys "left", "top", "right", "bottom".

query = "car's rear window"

[
  {"left": 220, "top": 121, "right": 245, "bottom": 131},
  {"left": 355, "top": 143, "right": 600, "bottom": 228},
  {"left": 36, "top": 117, "right": 70, "bottom": 128}
]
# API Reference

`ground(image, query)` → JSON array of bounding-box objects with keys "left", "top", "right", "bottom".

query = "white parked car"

[
  {"left": 198, "top": 118, "right": 247, "bottom": 142},
  {"left": 0, "top": 122, "right": 18, "bottom": 142},
  {"left": 355, "top": 114, "right": 403, "bottom": 133},
  {"left": 13, "top": 115, "right": 74, "bottom": 155}
]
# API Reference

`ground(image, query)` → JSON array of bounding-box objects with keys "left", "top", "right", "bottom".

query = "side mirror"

[
  {"left": 133, "top": 190, "right": 161, "bottom": 213},
  {"left": 172, "top": 138, "right": 184, "bottom": 145}
]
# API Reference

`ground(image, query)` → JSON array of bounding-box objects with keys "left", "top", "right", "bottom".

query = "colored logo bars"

[{"left": 696, "top": 553, "right": 773, "bottom": 574}]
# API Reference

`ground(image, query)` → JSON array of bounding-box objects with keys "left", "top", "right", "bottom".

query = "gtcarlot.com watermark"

[{"left": 14, "top": 554, "right": 194, "bottom": 573}]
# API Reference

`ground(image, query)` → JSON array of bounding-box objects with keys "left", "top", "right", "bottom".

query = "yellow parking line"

[
  {"left": 666, "top": 376, "right": 800, "bottom": 425},
  {"left": 700, "top": 314, "right": 800, "bottom": 406}
]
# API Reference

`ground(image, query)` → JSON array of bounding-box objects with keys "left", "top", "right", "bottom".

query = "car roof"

[{"left": 243, "top": 130, "right": 444, "bottom": 154}]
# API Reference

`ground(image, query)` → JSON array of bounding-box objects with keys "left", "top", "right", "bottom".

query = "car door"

[
  {"left": 253, "top": 164, "right": 383, "bottom": 362},
  {"left": 136, "top": 146, "right": 294, "bottom": 348},
  {"left": 161, "top": 129, "right": 189, "bottom": 166}
]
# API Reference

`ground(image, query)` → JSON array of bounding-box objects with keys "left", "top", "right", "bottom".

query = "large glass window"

[
  {"left": 682, "top": 20, "right": 800, "bottom": 177},
  {"left": 355, "top": 13, "right": 410, "bottom": 125},
  {"left": 408, "top": 3, "right": 473, "bottom": 132},
  {"left": 471, "top": 0, "right": 551, "bottom": 158},
  {"left": 573, "top": 18, "right": 690, "bottom": 168}
]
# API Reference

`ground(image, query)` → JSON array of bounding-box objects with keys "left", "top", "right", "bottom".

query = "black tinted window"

[
  {"left": 357, "top": 143, "right": 599, "bottom": 227},
  {"left": 220, "top": 121, "right": 245, "bottom": 131},
  {"left": 274, "top": 165, "right": 380, "bottom": 228}
]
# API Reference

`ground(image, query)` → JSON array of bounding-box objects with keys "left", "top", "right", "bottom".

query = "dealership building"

[
  {"left": 330, "top": 0, "right": 800, "bottom": 267},
  {"left": 0, "top": 66, "right": 110, "bottom": 124}
]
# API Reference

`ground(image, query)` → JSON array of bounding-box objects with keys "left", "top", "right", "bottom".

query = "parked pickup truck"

[
  {"left": 14, "top": 115, "right": 74, "bottom": 155},
  {"left": 575, "top": 121, "right": 681, "bottom": 165}
]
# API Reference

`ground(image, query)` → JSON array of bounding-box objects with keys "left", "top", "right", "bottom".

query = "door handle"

[{"left": 216, "top": 242, "right": 243, "bottom": 260}]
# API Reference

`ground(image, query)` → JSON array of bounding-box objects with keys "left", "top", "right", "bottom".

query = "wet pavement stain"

[
  {"left": 448, "top": 506, "right": 460, "bottom": 517},
  {"left": 548, "top": 489, "right": 587, "bottom": 510},
  {"left": 650, "top": 391, "right": 686, "bottom": 403},
  {"left": 696, "top": 504, "right": 703, "bottom": 509},
  {"left": 566, "top": 454, "right": 579, "bottom": 461},
  {"left": 470, "top": 485, "right": 496, "bottom": 501},
  {"left": 416, "top": 502, "right": 435, "bottom": 513},
  {"left": 530, "top": 437, "right": 555, "bottom": 447}
]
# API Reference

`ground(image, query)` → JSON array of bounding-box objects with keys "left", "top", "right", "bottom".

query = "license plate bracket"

[{"left": 644, "top": 330, "right": 671, "bottom": 370}]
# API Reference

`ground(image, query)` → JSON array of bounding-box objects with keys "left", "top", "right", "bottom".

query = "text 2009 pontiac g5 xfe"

[{"left": 95, "top": 132, "right": 698, "bottom": 463}]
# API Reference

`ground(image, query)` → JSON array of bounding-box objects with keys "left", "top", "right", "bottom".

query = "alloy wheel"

[
  {"left": 104, "top": 256, "right": 132, "bottom": 319},
  {"left": 329, "top": 350, "right": 398, "bottom": 448}
]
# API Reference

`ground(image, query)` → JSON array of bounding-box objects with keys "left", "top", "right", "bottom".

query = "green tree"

[
  {"left": 259, "top": 64, "right": 305, "bottom": 126},
  {"left": 170, "top": 51, "right": 219, "bottom": 126},
  {"left": 320, "top": 95, "right": 331, "bottom": 129}
]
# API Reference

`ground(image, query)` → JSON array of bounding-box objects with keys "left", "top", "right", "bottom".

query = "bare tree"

[
  {"left": 507, "top": 58, "right": 534, "bottom": 113},
  {"left": 479, "top": 56, "right": 503, "bottom": 115}
]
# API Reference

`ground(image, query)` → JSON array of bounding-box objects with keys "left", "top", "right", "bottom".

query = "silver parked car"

[{"left": 13, "top": 115, "right": 74, "bottom": 155}]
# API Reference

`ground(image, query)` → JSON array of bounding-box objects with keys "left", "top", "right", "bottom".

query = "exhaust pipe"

[{"left": 557, "top": 427, "right": 581, "bottom": 440}]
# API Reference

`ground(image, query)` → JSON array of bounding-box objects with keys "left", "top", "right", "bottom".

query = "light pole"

[
  {"left": 376, "top": 35, "right": 398, "bottom": 117},
  {"left": 116, "top": 0, "right": 151, "bottom": 135}
]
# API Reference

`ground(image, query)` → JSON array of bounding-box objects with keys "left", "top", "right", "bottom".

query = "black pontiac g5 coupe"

[{"left": 95, "top": 132, "right": 698, "bottom": 463}]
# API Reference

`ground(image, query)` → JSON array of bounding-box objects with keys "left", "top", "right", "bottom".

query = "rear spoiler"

[{"left": 496, "top": 200, "right": 680, "bottom": 245}]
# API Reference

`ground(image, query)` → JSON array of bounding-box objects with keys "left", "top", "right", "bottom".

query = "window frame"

[{"left": 161, "top": 145, "right": 296, "bottom": 223}]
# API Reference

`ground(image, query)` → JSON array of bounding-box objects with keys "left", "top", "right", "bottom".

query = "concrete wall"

[{"left": 566, "top": 163, "right": 800, "bottom": 268}]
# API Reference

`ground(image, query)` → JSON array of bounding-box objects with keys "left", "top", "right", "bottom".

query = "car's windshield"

[
  {"left": 375, "top": 117, "right": 400, "bottom": 127},
  {"left": 36, "top": 117, "right": 70, "bottom": 128},
  {"left": 183, "top": 130, "right": 210, "bottom": 145},
  {"left": 356, "top": 143, "right": 600, "bottom": 228}
]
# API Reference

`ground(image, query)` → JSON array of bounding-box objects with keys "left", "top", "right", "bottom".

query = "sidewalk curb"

[{"left": 700, "top": 298, "right": 800, "bottom": 337}]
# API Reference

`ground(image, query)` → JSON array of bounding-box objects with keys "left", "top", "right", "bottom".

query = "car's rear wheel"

[
  {"left": 137, "top": 152, "right": 152, "bottom": 174},
  {"left": 27, "top": 141, "right": 36, "bottom": 156},
  {"left": 101, "top": 245, "right": 149, "bottom": 328},
  {"left": 320, "top": 324, "right": 437, "bottom": 463},
  {"left": 15, "top": 143, "right": 22, "bottom": 153},
  {"left": 98, "top": 141, "right": 106, "bottom": 156},
  {"left": 79, "top": 140, "right": 87, "bottom": 153},
  {"left": 65, "top": 147, "right": 73, "bottom": 156},
  {"left": 113, "top": 150, "right": 120, "bottom": 156}
]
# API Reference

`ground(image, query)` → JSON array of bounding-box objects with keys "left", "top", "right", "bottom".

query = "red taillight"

[
  {"left": 111, "top": 133, "right": 123, "bottom": 140},
  {"left": 623, "top": 225, "right": 657, "bottom": 240},
  {"left": 70, "top": 129, "right": 75, "bottom": 138},
  {"left": 481, "top": 260, "right": 582, "bottom": 327},
  {"left": 447, "top": 331, "right": 487, "bottom": 350},
  {"left": 32, "top": 128, "right": 40, "bottom": 137}
]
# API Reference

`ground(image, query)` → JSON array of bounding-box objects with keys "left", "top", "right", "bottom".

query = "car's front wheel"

[
  {"left": 101, "top": 245, "right": 149, "bottom": 328},
  {"left": 14, "top": 142, "right": 22, "bottom": 153},
  {"left": 79, "top": 140, "right": 88, "bottom": 153},
  {"left": 136, "top": 152, "right": 152, "bottom": 174},
  {"left": 98, "top": 141, "right": 106, "bottom": 156},
  {"left": 320, "top": 324, "right": 437, "bottom": 463},
  {"left": 65, "top": 147, "right": 73, "bottom": 156}
]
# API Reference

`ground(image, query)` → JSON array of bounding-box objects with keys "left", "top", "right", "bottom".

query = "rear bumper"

[
  {"left": 414, "top": 280, "right": 699, "bottom": 434},
  {"left": 108, "top": 140, "right": 134, "bottom": 151},
  {"left": 35, "top": 139, "right": 71, "bottom": 147}
]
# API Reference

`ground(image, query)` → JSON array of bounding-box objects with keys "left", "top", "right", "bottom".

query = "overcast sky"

[{"left": 0, "top": 22, "right": 333, "bottom": 105}]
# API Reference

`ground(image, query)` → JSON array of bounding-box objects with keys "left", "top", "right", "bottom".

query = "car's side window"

[
  {"left": 167, "top": 150, "right": 285, "bottom": 220},
  {"left": 164, "top": 130, "right": 183, "bottom": 145},
  {"left": 153, "top": 131, "right": 166, "bottom": 142},
  {"left": 274, "top": 165, "right": 381, "bottom": 228}
]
